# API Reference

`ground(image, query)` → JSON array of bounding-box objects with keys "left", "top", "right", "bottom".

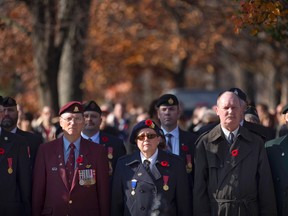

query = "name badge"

[{"left": 78, "top": 169, "right": 96, "bottom": 186}]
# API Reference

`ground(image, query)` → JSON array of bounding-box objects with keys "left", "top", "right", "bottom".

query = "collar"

[
  {"left": 222, "top": 126, "right": 239, "bottom": 140},
  {"left": 161, "top": 126, "right": 179, "bottom": 138},
  {"left": 63, "top": 136, "right": 81, "bottom": 152},
  {"left": 10, "top": 127, "right": 17, "bottom": 134},
  {"left": 81, "top": 131, "right": 100, "bottom": 142},
  {"left": 140, "top": 148, "right": 158, "bottom": 166}
]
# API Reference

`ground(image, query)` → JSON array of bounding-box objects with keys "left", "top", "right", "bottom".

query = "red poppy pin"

[
  {"left": 76, "top": 155, "right": 84, "bottom": 164},
  {"left": 101, "top": 136, "right": 109, "bottom": 142},
  {"left": 181, "top": 145, "right": 189, "bottom": 152},
  {"left": 0, "top": 148, "right": 5, "bottom": 155},
  {"left": 231, "top": 149, "right": 239, "bottom": 157},
  {"left": 145, "top": 119, "right": 155, "bottom": 129},
  {"left": 160, "top": 161, "right": 169, "bottom": 167}
]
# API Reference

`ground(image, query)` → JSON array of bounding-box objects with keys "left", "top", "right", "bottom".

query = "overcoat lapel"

[{"left": 56, "top": 139, "right": 69, "bottom": 190}]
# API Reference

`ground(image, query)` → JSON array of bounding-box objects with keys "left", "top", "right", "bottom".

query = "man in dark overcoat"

[
  {"left": 32, "top": 101, "right": 110, "bottom": 216},
  {"left": 193, "top": 91, "right": 277, "bottom": 216},
  {"left": 0, "top": 96, "right": 31, "bottom": 216},
  {"left": 265, "top": 104, "right": 288, "bottom": 215}
]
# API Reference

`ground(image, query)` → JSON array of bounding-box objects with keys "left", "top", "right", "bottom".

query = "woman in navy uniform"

[{"left": 111, "top": 119, "right": 191, "bottom": 216}]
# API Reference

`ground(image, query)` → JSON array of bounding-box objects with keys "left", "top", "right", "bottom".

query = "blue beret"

[
  {"left": 59, "top": 101, "right": 83, "bottom": 115},
  {"left": 156, "top": 94, "right": 179, "bottom": 107},
  {"left": 129, "top": 119, "right": 164, "bottom": 145}
]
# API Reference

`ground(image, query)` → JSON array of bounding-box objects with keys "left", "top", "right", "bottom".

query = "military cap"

[
  {"left": 83, "top": 100, "right": 102, "bottom": 114},
  {"left": 2, "top": 96, "right": 17, "bottom": 107},
  {"left": 0, "top": 95, "right": 3, "bottom": 105},
  {"left": 156, "top": 94, "right": 179, "bottom": 107},
  {"left": 228, "top": 88, "right": 247, "bottom": 103},
  {"left": 59, "top": 101, "right": 83, "bottom": 115},
  {"left": 129, "top": 119, "right": 164, "bottom": 145},
  {"left": 245, "top": 106, "right": 259, "bottom": 118},
  {"left": 282, "top": 104, "right": 288, "bottom": 114}
]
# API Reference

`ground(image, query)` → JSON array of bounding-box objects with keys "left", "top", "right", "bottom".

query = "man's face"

[
  {"left": 157, "top": 105, "right": 180, "bottom": 130},
  {"left": 83, "top": 111, "right": 102, "bottom": 132},
  {"left": 1, "top": 106, "right": 18, "bottom": 129},
  {"left": 59, "top": 113, "right": 85, "bottom": 137},
  {"left": 215, "top": 92, "right": 242, "bottom": 131}
]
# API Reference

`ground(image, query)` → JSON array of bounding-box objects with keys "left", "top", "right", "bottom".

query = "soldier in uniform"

[
  {"left": 81, "top": 100, "right": 126, "bottom": 177},
  {"left": 111, "top": 119, "right": 192, "bottom": 216},
  {"left": 32, "top": 101, "right": 110, "bottom": 216},
  {"left": 193, "top": 91, "right": 277, "bottom": 216},
  {"left": 0, "top": 96, "right": 31, "bottom": 216},
  {"left": 1, "top": 96, "right": 42, "bottom": 169},
  {"left": 156, "top": 94, "right": 197, "bottom": 198},
  {"left": 265, "top": 104, "right": 288, "bottom": 215}
]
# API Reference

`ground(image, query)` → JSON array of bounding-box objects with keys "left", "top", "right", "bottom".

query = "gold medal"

[
  {"left": 108, "top": 153, "right": 113, "bottom": 159},
  {"left": 131, "top": 190, "right": 135, "bottom": 195},
  {"left": 8, "top": 168, "right": 13, "bottom": 174},
  {"left": 187, "top": 162, "right": 192, "bottom": 168},
  {"left": 163, "top": 185, "right": 169, "bottom": 191}
]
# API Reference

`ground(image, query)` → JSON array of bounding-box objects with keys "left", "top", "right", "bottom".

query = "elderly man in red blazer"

[{"left": 32, "top": 101, "right": 109, "bottom": 216}]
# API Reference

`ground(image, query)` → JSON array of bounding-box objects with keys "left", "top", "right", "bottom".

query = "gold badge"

[
  {"left": 8, "top": 168, "right": 13, "bottom": 174},
  {"left": 163, "top": 185, "right": 169, "bottom": 191},
  {"left": 168, "top": 98, "right": 174, "bottom": 105},
  {"left": 74, "top": 106, "right": 79, "bottom": 112},
  {"left": 108, "top": 154, "right": 113, "bottom": 159}
]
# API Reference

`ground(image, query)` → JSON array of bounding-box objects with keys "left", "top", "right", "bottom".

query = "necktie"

[
  {"left": 166, "top": 133, "right": 173, "bottom": 153},
  {"left": 88, "top": 138, "right": 92, "bottom": 141},
  {"left": 228, "top": 132, "right": 234, "bottom": 145},
  {"left": 66, "top": 143, "right": 75, "bottom": 188},
  {"left": 143, "top": 159, "right": 154, "bottom": 180}
]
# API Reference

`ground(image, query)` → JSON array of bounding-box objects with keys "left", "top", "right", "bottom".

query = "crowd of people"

[{"left": 0, "top": 87, "right": 288, "bottom": 216}]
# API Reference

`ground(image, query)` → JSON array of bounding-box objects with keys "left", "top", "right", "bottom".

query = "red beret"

[{"left": 59, "top": 101, "right": 83, "bottom": 115}]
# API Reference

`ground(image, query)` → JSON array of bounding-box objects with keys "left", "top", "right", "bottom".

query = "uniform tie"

[
  {"left": 165, "top": 133, "right": 173, "bottom": 153},
  {"left": 88, "top": 138, "right": 92, "bottom": 141},
  {"left": 66, "top": 143, "right": 75, "bottom": 188},
  {"left": 228, "top": 132, "right": 234, "bottom": 145},
  {"left": 143, "top": 159, "right": 154, "bottom": 180}
]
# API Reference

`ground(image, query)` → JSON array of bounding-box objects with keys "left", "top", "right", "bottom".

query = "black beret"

[
  {"left": 129, "top": 119, "right": 164, "bottom": 145},
  {"left": 245, "top": 106, "right": 259, "bottom": 118},
  {"left": 59, "top": 101, "right": 83, "bottom": 115},
  {"left": 228, "top": 88, "right": 247, "bottom": 103},
  {"left": 282, "top": 104, "right": 288, "bottom": 114},
  {"left": 83, "top": 100, "right": 102, "bottom": 114},
  {"left": 156, "top": 94, "right": 179, "bottom": 107},
  {"left": 2, "top": 96, "right": 17, "bottom": 107},
  {"left": 0, "top": 95, "right": 3, "bottom": 105}
]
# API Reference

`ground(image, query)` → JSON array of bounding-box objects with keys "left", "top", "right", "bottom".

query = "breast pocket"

[{"left": 207, "top": 156, "right": 221, "bottom": 187}]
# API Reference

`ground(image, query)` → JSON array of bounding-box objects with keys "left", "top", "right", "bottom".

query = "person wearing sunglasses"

[{"left": 111, "top": 119, "right": 192, "bottom": 216}]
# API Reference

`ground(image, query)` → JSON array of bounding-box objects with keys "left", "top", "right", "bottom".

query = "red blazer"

[{"left": 32, "top": 136, "right": 109, "bottom": 216}]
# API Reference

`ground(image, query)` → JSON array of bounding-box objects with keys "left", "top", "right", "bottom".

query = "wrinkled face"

[
  {"left": 136, "top": 128, "right": 160, "bottom": 157},
  {"left": 215, "top": 92, "right": 242, "bottom": 131},
  {"left": 1, "top": 106, "right": 18, "bottom": 129},
  {"left": 157, "top": 105, "right": 180, "bottom": 130},
  {"left": 59, "top": 113, "right": 85, "bottom": 137},
  {"left": 83, "top": 111, "right": 102, "bottom": 131}
]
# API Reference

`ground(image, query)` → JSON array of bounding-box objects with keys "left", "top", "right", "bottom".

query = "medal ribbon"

[
  {"left": 108, "top": 147, "right": 113, "bottom": 157},
  {"left": 186, "top": 154, "right": 191, "bottom": 164},
  {"left": 131, "top": 179, "right": 137, "bottom": 190},
  {"left": 163, "top": 175, "right": 169, "bottom": 186},
  {"left": 7, "top": 157, "right": 12, "bottom": 169}
]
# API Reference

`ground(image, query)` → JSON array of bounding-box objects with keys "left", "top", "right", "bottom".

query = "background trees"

[{"left": 0, "top": 0, "right": 287, "bottom": 114}]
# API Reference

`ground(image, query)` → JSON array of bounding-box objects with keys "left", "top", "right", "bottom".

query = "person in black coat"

[
  {"left": 1, "top": 97, "right": 42, "bottom": 169},
  {"left": 111, "top": 119, "right": 192, "bottom": 216},
  {"left": 81, "top": 100, "right": 126, "bottom": 177},
  {"left": 0, "top": 96, "right": 31, "bottom": 216}
]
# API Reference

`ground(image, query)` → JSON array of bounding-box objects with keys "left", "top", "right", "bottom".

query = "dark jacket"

[
  {"left": 193, "top": 124, "right": 277, "bottom": 216},
  {"left": 111, "top": 149, "right": 192, "bottom": 216}
]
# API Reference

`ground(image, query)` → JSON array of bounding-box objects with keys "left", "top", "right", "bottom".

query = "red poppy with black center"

[
  {"left": 76, "top": 156, "right": 83, "bottom": 164},
  {"left": 101, "top": 136, "right": 109, "bottom": 142},
  {"left": 231, "top": 149, "right": 239, "bottom": 157},
  {"left": 145, "top": 119, "right": 153, "bottom": 127},
  {"left": 160, "top": 161, "right": 169, "bottom": 167},
  {"left": 181, "top": 145, "right": 189, "bottom": 152},
  {"left": 0, "top": 148, "right": 5, "bottom": 155}
]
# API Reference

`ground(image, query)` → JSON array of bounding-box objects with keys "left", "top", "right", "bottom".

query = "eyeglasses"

[
  {"left": 136, "top": 133, "right": 158, "bottom": 141},
  {"left": 60, "top": 116, "right": 83, "bottom": 123}
]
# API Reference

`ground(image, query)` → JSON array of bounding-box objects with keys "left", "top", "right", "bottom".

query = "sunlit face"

[
  {"left": 59, "top": 113, "right": 85, "bottom": 137},
  {"left": 157, "top": 105, "right": 180, "bottom": 130},
  {"left": 1, "top": 106, "right": 18, "bottom": 129},
  {"left": 136, "top": 128, "right": 160, "bottom": 158},
  {"left": 215, "top": 92, "right": 242, "bottom": 131},
  {"left": 83, "top": 111, "right": 102, "bottom": 132}
]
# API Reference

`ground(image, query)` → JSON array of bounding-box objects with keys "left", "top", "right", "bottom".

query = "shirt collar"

[
  {"left": 161, "top": 126, "right": 179, "bottom": 138},
  {"left": 140, "top": 148, "right": 158, "bottom": 165},
  {"left": 63, "top": 136, "right": 81, "bottom": 152},
  {"left": 221, "top": 127, "right": 239, "bottom": 140},
  {"left": 81, "top": 131, "right": 100, "bottom": 142}
]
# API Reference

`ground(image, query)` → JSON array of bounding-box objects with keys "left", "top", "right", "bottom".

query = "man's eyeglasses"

[
  {"left": 60, "top": 116, "right": 83, "bottom": 123},
  {"left": 136, "top": 133, "right": 158, "bottom": 141}
]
